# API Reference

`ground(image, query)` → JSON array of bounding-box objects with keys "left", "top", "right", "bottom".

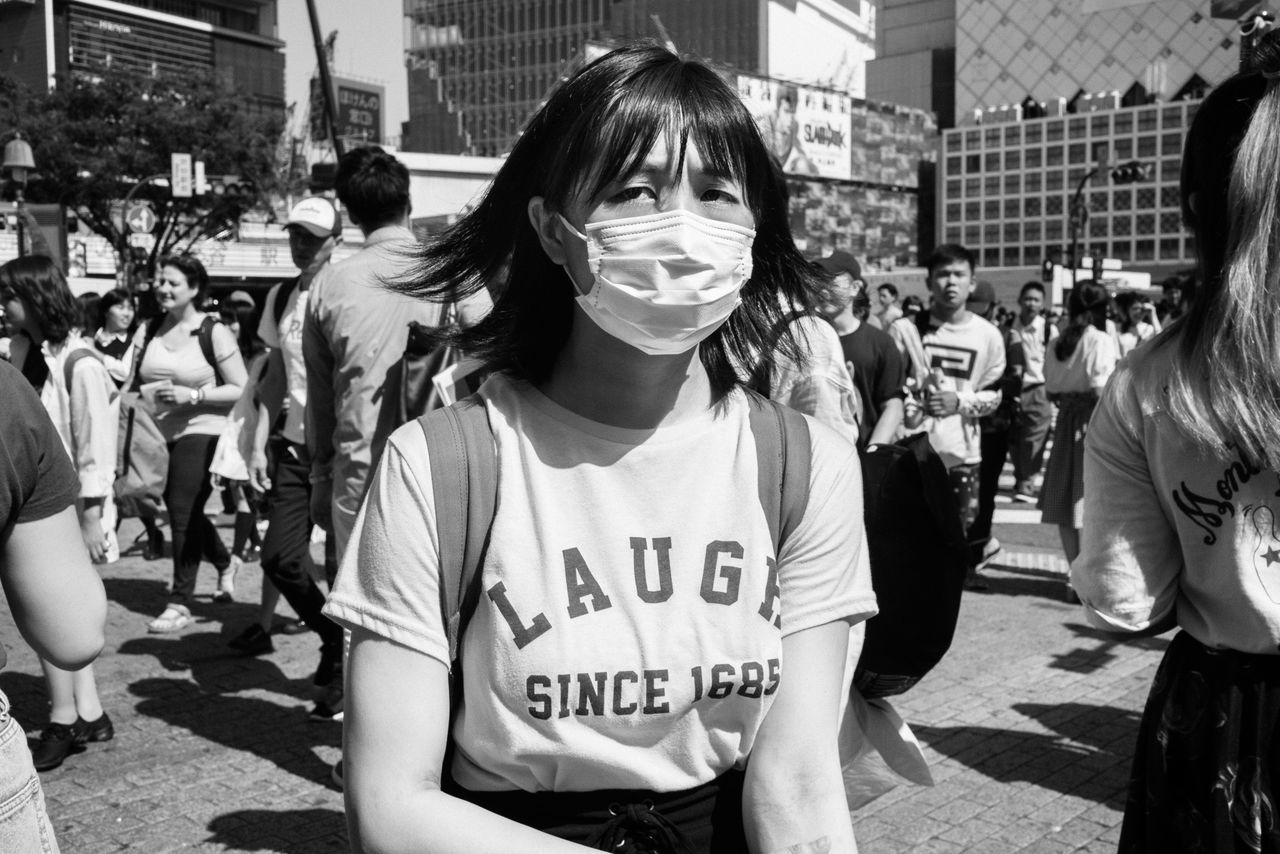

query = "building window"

[
  {"left": 985, "top": 176, "right": 1001, "bottom": 195},
  {"left": 947, "top": 179, "right": 963, "bottom": 197},
  {"left": 985, "top": 152, "right": 1001, "bottom": 171},
  {"left": 1138, "top": 136, "right": 1157, "bottom": 157},
  {"left": 1137, "top": 188, "right": 1157, "bottom": 209},
  {"left": 1068, "top": 117, "right": 1087, "bottom": 139},
  {"left": 1047, "top": 220, "right": 1064, "bottom": 240},
  {"left": 1024, "top": 247, "right": 1042, "bottom": 266},
  {"left": 1026, "top": 221, "right": 1042, "bottom": 241},
  {"left": 1160, "top": 237, "right": 1182, "bottom": 258},
  {"left": 1004, "top": 222, "right": 1020, "bottom": 242},
  {"left": 1026, "top": 124, "right": 1043, "bottom": 144},
  {"left": 1136, "top": 213, "right": 1156, "bottom": 235},
  {"left": 1114, "top": 188, "right": 1133, "bottom": 211},
  {"left": 947, "top": 226, "right": 964, "bottom": 243},
  {"left": 1004, "top": 199, "right": 1020, "bottom": 218},
  {"left": 965, "top": 130, "right": 981, "bottom": 148},
  {"left": 1138, "top": 108, "right": 1158, "bottom": 132},
  {"left": 1112, "top": 240, "right": 1131, "bottom": 260},
  {"left": 1006, "top": 150, "right": 1021, "bottom": 170},
  {"left": 1005, "top": 175, "right": 1021, "bottom": 194},
  {"left": 1162, "top": 132, "right": 1182, "bottom": 156},
  {"left": 1046, "top": 120, "right": 1064, "bottom": 142},
  {"left": 985, "top": 200, "right": 1001, "bottom": 219},
  {"left": 1162, "top": 106, "right": 1184, "bottom": 128},
  {"left": 985, "top": 127, "right": 1001, "bottom": 147},
  {"left": 1046, "top": 171, "right": 1064, "bottom": 192},
  {"left": 1025, "top": 197, "right": 1042, "bottom": 217},
  {"left": 1161, "top": 160, "right": 1181, "bottom": 181},
  {"left": 984, "top": 247, "right": 1001, "bottom": 267},
  {"left": 1160, "top": 186, "right": 1180, "bottom": 207},
  {"left": 966, "top": 177, "right": 982, "bottom": 196},
  {"left": 984, "top": 224, "right": 1001, "bottom": 243},
  {"left": 965, "top": 225, "right": 981, "bottom": 245},
  {"left": 1026, "top": 172, "right": 1043, "bottom": 193},
  {"left": 1004, "top": 246, "right": 1021, "bottom": 266},
  {"left": 966, "top": 154, "right": 981, "bottom": 173},
  {"left": 946, "top": 134, "right": 962, "bottom": 152},
  {"left": 1160, "top": 212, "right": 1182, "bottom": 233},
  {"left": 964, "top": 201, "right": 980, "bottom": 220},
  {"left": 1026, "top": 148, "right": 1042, "bottom": 168},
  {"left": 1114, "top": 138, "right": 1133, "bottom": 159},
  {"left": 1136, "top": 239, "right": 1155, "bottom": 260},
  {"left": 1114, "top": 113, "right": 1133, "bottom": 134},
  {"left": 947, "top": 203, "right": 963, "bottom": 221},
  {"left": 1005, "top": 126, "right": 1021, "bottom": 145},
  {"left": 1068, "top": 143, "right": 1087, "bottom": 164},
  {"left": 1047, "top": 196, "right": 1065, "bottom": 216},
  {"left": 1114, "top": 217, "right": 1132, "bottom": 236},
  {"left": 1047, "top": 146, "right": 1065, "bottom": 166},
  {"left": 946, "top": 156, "right": 962, "bottom": 175},
  {"left": 1090, "top": 191, "right": 1107, "bottom": 213},
  {"left": 1090, "top": 218, "right": 1108, "bottom": 238},
  {"left": 1091, "top": 115, "right": 1110, "bottom": 135}
]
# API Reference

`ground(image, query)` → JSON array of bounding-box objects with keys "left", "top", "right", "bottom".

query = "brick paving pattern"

[{"left": 0, "top": 514, "right": 1163, "bottom": 852}]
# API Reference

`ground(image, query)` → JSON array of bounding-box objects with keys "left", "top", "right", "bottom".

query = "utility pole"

[{"left": 305, "top": 0, "right": 344, "bottom": 159}]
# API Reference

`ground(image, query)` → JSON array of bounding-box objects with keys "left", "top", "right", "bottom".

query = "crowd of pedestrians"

[{"left": 2, "top": 31, "right": 1280, "bottom": 853}]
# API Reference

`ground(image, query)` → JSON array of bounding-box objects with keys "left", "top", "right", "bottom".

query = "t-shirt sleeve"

[
  {"left": 257, "top": 283, "right": 282, "bottom": 349},
  {"left": 323, "top": 421, "right": 449, "bottom": 665},
  {"left": 0, "top": 361, "right": 79, "bottom": 531},
  {"left": 873, "top": 334, "right": 905, "bottom": 406},
  {"left": 775, "top": 417, "right": 878, "bottom": 636}
]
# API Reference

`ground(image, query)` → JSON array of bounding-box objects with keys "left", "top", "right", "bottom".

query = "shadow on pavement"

[
  {"left": 206, "top": 807, "right": 348, "bottom": 853},
  {"left": 117, "top": 631, "right": 314, "bottom": 697},
  {"left": 0, "top": 671, "right": 49, "bottom": 727},
  {"left": 914, "top": 701, "right": 1141, "bottom": 809},
  {"left": 1046, "top": 623, "right": 1170, "bottom": 674}
]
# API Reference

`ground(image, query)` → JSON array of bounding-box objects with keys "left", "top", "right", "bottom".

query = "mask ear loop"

[{"left": 556, "top": 214, "right": 589, "bottom": 243}]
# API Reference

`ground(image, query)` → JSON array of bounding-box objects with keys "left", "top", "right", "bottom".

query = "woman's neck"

[
  {"left": 167, "top": 304, "right": 201, "bottom": 328},
  {"left": 538, "top": 312, "right": 716, "bottom": 430}
]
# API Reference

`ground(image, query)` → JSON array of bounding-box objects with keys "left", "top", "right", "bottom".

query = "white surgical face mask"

[{"left": 557, "top": 209, "right": 755, "bottom": 355}]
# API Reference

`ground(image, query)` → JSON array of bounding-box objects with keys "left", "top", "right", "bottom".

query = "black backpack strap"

[
  {"left": 129, "top": 317, "right": 165, "bottom": 392},
  {"left": 197, "top": 315, "right": 225, "bottom": 386},
  {"left": 273, "top": 276, "right": 300, "bottom": 327},
  {"left": 745, "top": 390, "right": 812, "bottom": 557}
]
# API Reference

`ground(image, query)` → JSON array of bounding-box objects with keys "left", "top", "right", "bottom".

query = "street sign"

[
  {"left": 194, "top": 160, "right": 207, "bottom": 196},
  {"left": 129, "top": 232, "right": 155, "bottom": 251},
  {"left": 171, "top": 153, "right": 193, "bottom": 198},
  {"left": 126, "top": 203, "right": 157, "bottom": 234}
]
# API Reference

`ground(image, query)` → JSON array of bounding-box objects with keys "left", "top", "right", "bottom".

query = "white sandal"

[
  {"left": 214, "top": 557, "right": 242, "bottom": 603},
  {"left": 147, "top": 604, "right": 191, "bottom": 633}
]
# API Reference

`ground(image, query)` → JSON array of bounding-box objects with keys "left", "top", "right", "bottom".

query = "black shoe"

[
  {"left": 142, "top": 529, "right": 165, "bottom": 561},
  {"left": 310, "top": 692, "right": 344, "bottom": 722},
  {"left": 229, "top": 624, "right": 275, "bottom": 655},
  {"left": 313, "top": 643, "right": 342, "bottom": 687},
  {"left": 331, "top": 759, "right": 344, "bottom": 789},
  {"left": 32, "top": 722, "right": 83, "bottom": 771},
  {"left": 275, "top": 618, "right": 309, "bottom": 636},
  {"left": 74, "top": 712, "right": 114, "bottom": 744}
]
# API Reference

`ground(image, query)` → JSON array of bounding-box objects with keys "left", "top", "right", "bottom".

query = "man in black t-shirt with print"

[{"left": 817, "top": 251, "right": 905, "bottom": 450}]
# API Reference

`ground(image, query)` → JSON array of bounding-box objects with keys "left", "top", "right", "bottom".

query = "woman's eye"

[
  {"left": 701, "top": 187, "right": 741, "bottom": 205},
  {"left": 608, "top": 186, "right": 656, "bottom": 204}
]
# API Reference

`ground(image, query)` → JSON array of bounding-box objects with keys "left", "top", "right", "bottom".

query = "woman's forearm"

[
  {"left": 743, "top": 761, "right": 856, "bottom": 854},
  {"left": 197, "top": 382, "right": 245, "bottom": 405}
]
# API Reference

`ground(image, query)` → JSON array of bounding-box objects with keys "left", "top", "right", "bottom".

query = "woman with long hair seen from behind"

[
  {"left": 1073, "top": 30, "right": 1280, "bottom": 852},
  {"left": 323, "top": 44, "right": 875, "bottom": 853}
]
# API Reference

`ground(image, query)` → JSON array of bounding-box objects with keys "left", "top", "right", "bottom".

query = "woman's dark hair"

[
  {"left": 901, "top": 295, "right": 924, "bottom": 316},
  {"left": 395, "top": 43, "right": 823, "bottom": 395},
  {"left": 1113, "top": 291, "right": 1141, "bottom": 334},
  {"left": 159, "top": 254, "right": 210, "bottom": 307},
  {"left": 0, "top": 255, "right": 81, "bottom": 343},
  {"left": 335, "top": 145, "right": 411, "bottom": 231},
  {"left": 77, "top": 291, "right": 102, "bottom": 336},
  {"left": 97, "top": 288, "right": 135, "bottom": 332},
  {"left": 1055, "top": 281, "right": 1110, "bottom": 361}
]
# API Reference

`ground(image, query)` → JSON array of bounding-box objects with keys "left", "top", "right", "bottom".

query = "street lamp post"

[
  {"left": 2, "top": 132, "right": 36, "bottom": 258},
  {"left": 1069, "top": 166, "right": 1099, "bottom": 288}
]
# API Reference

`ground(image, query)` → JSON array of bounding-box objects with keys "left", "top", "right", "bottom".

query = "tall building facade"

[
  {"left": 0, "top": 0, "right": 285, "bottom": 109},
  {"left": 401, "top": 0, "right": 875, "bottom": 155}
]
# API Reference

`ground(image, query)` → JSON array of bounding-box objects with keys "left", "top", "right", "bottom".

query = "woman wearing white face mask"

[{"left": 324, "top": 45, "right": 875, "bottom": 853}]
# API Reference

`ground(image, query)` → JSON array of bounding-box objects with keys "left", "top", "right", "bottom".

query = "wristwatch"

[{"left": 189, "top": 388, "right": 201, "bottom": 405}]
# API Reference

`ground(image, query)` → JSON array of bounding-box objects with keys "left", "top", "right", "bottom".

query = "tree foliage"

[{"left": 0, "top": 65, "right": 286, "bottom": 269}]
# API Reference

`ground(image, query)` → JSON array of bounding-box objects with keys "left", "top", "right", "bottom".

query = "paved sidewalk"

[{"left": 0, "top": 513, "right": 1162, "bottom": 852}]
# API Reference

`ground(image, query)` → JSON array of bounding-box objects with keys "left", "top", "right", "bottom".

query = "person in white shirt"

[
  {"left": 323, "top": 44, "right": 874, "bottom": 852},
  {"left": 1072, "top": 37, "right": 1280, "bottom": 850},
  {"left": 869, "top": 281, "right": 902, "bottom": 330},
  {"left": 1008, "top": 282, "right": 1058, "bottom": 502}
]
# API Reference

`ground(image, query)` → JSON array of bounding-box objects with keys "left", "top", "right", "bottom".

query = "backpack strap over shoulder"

[
  {"left": 745, "top": 390, "right": 812, "bottom": 557},
  {"left": 129, "top": 317, "right": 165, "bottom": 392},
  {"left": 62, "top": 348, "right": 98, "bottom": 393},
  {"left": 197, "top": 316, "right": 225, "bottom": 386},
  {"left": 417, "top": 394, "right": 497, "bottom": 664},
  {"left": 273, "top": 276, "right": 300, "bottom": 327}
]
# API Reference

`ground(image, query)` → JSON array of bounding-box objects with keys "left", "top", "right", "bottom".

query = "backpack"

[
  {"left": 418, "top": 390, "right": 812, "bottom": 772},
  {"left": 854, "top": 433, "right": 969, "bottom": 698}
]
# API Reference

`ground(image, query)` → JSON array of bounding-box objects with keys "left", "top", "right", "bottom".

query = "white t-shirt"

[
  {"left": 1075, "top": 340, "right": 1280, "bottom": 653},
  {"left": 324, "top": 374, "right": 876, "bottom": 793},
  {"left": 919, "top": 313, "right": 1006, "bottom": 468},
  {"left": 1044, "top": 325, "right": 1117, "bottom": 394},
  {"left": 257, "top": 279, "right": 309, "bottom": 445}
]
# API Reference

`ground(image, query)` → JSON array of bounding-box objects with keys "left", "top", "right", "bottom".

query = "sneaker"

[
  {"left": 313, "top": 643, "right": 342, "bottom": 688},
  {"left": 331, "top": 759, "right": 344, "bottom": 789},
  {"left": 213, "top": 556, "right": 241, "bottom": 603},
  {"left": 74, "top": 712, "right": 114, "bottom": 744},
  {"left": 963, "top": 568, "right": 991, "bottom": 591},
  {"left": 32, "top": 722, "right": 83, "bottom": 771},
  {"left": 977, "top": 536, "right": 1003, "bottom": 568},
  {"left": 228, "top": 624, "right": 275, "bottom": 656},
  {"left": 1012, "top": 483, "right": 1038, "bottom": 503}
]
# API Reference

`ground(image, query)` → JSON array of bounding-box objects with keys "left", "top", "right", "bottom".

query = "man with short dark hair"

[
  {"left": 818, "top": 251, "right": 904, "bottom": 450},
  {"left": 869, "top": 281, "right": 902, "bottom": 330},
  {"left": 1009, "top": 281, "right": 1057, "bottom": 502},
  {"left": 915, "top": 245, "right": 1006, "bottom": 586}
]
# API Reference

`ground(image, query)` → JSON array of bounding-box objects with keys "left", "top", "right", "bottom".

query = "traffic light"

[
  {"left": 1041, "top": 258, "right": 1054, "bottom": 283},
  {"left": 1110, "top": 160, "right": 1153, "bottom": 184}
]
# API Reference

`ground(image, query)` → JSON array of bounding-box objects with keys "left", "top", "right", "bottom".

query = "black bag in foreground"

[{"left": 855, "top": 432, "right": 969, "bottom": 698}]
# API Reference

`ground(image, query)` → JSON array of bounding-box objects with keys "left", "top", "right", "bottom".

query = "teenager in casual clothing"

[
  {"left": 818, "top": 251, "right": 904, "bottom": 450},
  {"left": 1113, "top": 290, "right": 1162, "bottom": 358},
  {"left": 0, "top": 256, "right": 117, "bottom": 771},
  {"left": 1073, "top": 36, "right": 1280, "bottom": 851},
  {"left": 1038, "top": 281, "right": 1117, "bottom": 566},
  {"left": 869, "top": 282, "right": 902, "bottom": 331},
  {"left": 324, "top": 45, "right": 875, "bottom": 852},
  {"left": 0, "top": 358, "right": 108, "bottom": 850},
  {"left": 227, "top": 197, "right": 348, "bottom": 716},
  {"left": 1008, "top": 282, "right": 1057, "bottom": 503},
  {"left": 133, "top": 255, "right": 247, "bottom": 632}
]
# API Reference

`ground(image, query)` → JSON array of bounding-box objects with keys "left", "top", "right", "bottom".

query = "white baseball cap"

[{"left": 286, "top": 196, "right": 342, "bottom": 238}]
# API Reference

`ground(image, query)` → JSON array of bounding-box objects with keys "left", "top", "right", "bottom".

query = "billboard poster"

[
  {"left": 736, "top": 74, "right": 853, "bottom": 181},
  {"left": 310, "top": 77, "right": 385, "bottom": 145}
]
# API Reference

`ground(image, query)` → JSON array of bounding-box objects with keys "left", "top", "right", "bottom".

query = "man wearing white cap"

[{"left": 225, "top": 196, "right": 348, "bottom": 720}]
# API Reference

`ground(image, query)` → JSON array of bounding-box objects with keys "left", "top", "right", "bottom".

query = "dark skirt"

[
  {"left": 1120, "top": 631, "right": 1280, "bottom": 853},
  {"left": 448, "top": 769, "right": 746, "bottom": 853},
  {"left": 1038, "top": 393, "right": 1097, "bottom": 528}
]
